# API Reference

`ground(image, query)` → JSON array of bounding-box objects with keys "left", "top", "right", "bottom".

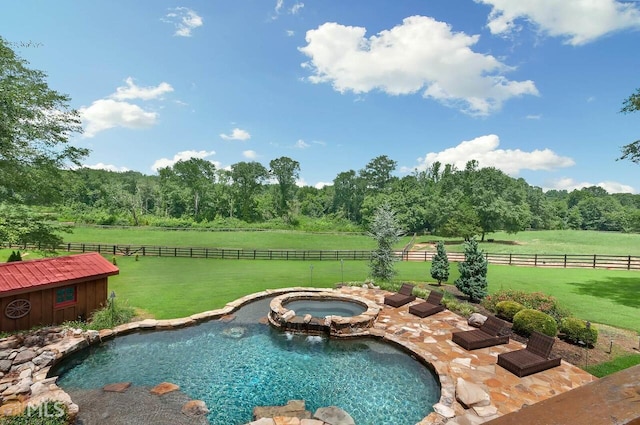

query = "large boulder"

[
  {"left": 456, "top": 378, "right": 490, "bottom": 408},
  {"left": 467, "top": 313, "right": 487, "bottom": 328}
]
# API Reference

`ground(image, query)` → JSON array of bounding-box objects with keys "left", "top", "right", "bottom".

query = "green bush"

[
  {"left": 441, "top": 293, "right": 477, "bottom": 318},
  {"left": 88, "top": 299, "right": 135, "bottom": 330},
  {"left": 560, "top": 317, "right": 598, "bottom": 346},
  {"left": 512, "top": 309, "right": 558, "bottom": 337},
  {"left": 495, "top": 300, "right": 525, "bottom": 321},
  {"left": 482, "top": 289, "right": 570, "bottom": 324}
]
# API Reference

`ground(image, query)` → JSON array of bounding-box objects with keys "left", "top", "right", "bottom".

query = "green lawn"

[
  {"left": 585, "top": 354, "right": 640, "bottom": 377},
  {"left": 107, "top": 256, "right": 640, "bottom": 332},
  {"left": 62, "top": 226, "right": 407, "bottom": 250},
  {"left": 414, "top": 229, "right": 640, "bottom": 255}
]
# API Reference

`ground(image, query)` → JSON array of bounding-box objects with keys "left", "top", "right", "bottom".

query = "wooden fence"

[{"left": 3, "top": 242, "right": 640, "bottom": 270}]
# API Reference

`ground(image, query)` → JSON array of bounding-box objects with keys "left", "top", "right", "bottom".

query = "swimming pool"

[{"left": 51, "top": 296, "right": 440, "bottom": 425}]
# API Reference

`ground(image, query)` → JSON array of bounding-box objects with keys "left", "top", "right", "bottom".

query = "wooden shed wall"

[{"left": 0, "top": 277, "right": 108, "bottom": 332}]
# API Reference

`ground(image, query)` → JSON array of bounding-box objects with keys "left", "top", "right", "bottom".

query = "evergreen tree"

[
  {"left": 7, "top": 251, "right": 21, "bottom": 262},
  {"left": 430, "top": 241, "right": 449, "bottom": 285},
  {"left": 455, "top": 238, "right": 488, "bottom": 302},
  {"left": 368, "top": 203, "right": 404, "bottom": 282}
]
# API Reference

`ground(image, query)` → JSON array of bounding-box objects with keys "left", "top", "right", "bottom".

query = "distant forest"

[{"left": 29, "top": 155, "right": 640, "bottom": 239}]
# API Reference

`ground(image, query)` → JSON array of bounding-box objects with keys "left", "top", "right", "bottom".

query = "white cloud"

[
  {"left": 294, "top": 139, "right": 310, "bottom": 149},
  {"left": 151, "top": 150, "right": 216, "bottom": 171},
  {"left": 290, "top": 2, "right": 304, "bottom": 14},
  {"left": 314, "top": 181, "right": 332, "bottom": 189},
  {"left": 477, "top": 0, "right": 640, "bottom": 45},
  {"left": 299, "top": 16, "right": 538, "bottom": 116},
  {"left": 80, "top": 99, "right": 158, "bottom": 138},
  {"left": 526, "top": 114, "right": 542, "bottom": 120},
  {"left": 84, "top": 163, "right": 130, "bottom": 172},
  {"left": 243, "top": 150, "right": 258, "bottom": 159},
  {"left": 220, "top": 128, "right": 251, "bottom": 141},
  {"left": 275, "top": 0, "right": 284, "bottom": 13},
  {"left": 286, "top": 30, "right": 295, "bottom": 37},
  {"left": 162, "top": 7, "right": 203, "bottom": 37},
  {"left": 408, "top": 134, "right": 575, "bottom": 176},
  {"left": 545, "top": 178, "right": 635, "bottom": 194},
  {"left": 312, "top": 140, "right": 327, "bottom": 146},
  {"left": 111, "top": 77, "right": 173, "bottom": 101}
]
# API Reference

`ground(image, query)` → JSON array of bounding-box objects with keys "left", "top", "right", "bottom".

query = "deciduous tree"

[
  {"left": 0, "top": 37, "right": 87, "bottom": 202},
  {"left": 619, "top": 88, "right": 640, "bottom": 163}
]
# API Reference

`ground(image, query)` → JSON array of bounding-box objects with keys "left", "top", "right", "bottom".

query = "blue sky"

[{"left": 2, "top": 0, "right": 640, "bottom": 192}]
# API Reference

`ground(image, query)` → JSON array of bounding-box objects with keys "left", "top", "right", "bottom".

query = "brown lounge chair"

[
  {"left": 497, "top": 331, "right": 562, "bottom": 377},
  {"left": 451, "top": 315, "right": 509, "bottom": 350},
  {"left": 409, "top": 291, "right": 445, "bottom": 318},
  {"left": 383, "top": 283, "right": 416, "bottom": 308}
]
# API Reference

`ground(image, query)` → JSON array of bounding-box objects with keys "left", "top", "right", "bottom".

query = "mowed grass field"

[
  {"left": 62, "top": 226, "right": 396, "bottom": 250},
  {"left": 105, "top": 255, "right": 640, "bottom": 332},
  {"left": 4, "top": 228, "right": 640, "bottom": 331},
  {"left": 415, "top": 229, "right": 640, "bottom": 255},
  {"left": 63, "top": 226, "right": 640, "bottom": 255}
]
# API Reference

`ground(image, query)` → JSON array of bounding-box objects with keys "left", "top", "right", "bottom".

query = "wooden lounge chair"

[
  {"left": 383, "top": 283, "right": 416, "bottom": 308},
  {"left": 451, "top": 315, "right": 509, "bottom": 350},
  {"left": 497, "top": 331, "right": 561, "bottom": 377},
  {"left": 409, "top": 291, "right": 445, "bottom": 318}
]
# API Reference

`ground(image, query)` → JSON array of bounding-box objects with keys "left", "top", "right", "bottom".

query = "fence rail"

[
  {"left": 3, "top": 242, "right": 640, "bottom": 270},
  {"left": 403, "top": 250, "right": 640, "bottom": 271}
]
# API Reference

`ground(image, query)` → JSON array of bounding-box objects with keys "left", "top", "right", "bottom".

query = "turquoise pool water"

[
  {"left": 283, "top": 299, "right": 366, "bottom": 317},
  {"left": 52, "top": 297, "right": 440, "bottom": 425}
]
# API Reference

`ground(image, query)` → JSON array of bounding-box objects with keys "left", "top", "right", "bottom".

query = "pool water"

[
  {"left": 52, "top": 297, "right": 440, "bottom": 425},
  {"left": 283, "top": 299, "right": 367, "bottom": 317}
]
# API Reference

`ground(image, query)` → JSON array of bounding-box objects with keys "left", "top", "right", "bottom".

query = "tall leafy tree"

[
  {"left": 360, "top": 155, "right": 397, "bottom": 192},
  {"left": 0, "top": 204, "right": 67, "bottom": 251},
  {"left": 230, "top": 161, "right": 269, "bottom": 221},
  {"left": 332, "top": 170, "right": 366, "bottom": 222},
  {"left": 430, "top": 241, "right": 449, "bottom": 286},
  {"left": 0, "top": 37, "right": 87, "bottom": 202},
  {"left": 455, "top": 238, "right": 488, "bottom": 302},
  {"left": 368, "top": 204, "right": 404, "bottom": 282},
  {"left": 171, "top": 158, "right": 217, "bottom": 219},
  {"left": 619, "top": 88, "right": 640, "bottom": 163},
  {"left": 269, "top": 156, "right": 300, "bottom": 217}
]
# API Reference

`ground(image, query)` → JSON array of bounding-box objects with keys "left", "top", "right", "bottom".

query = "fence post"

[
  {"left": 628, "top": 255, "right": 631, "bottom": 270},
  {"left": 174, "top": 247, "right": 177, "bottom": 257},
  {"left": 190, "top": 248, "right": 193, "bottom": 258},
  {"left": 593, "top": 254, "right": 597, "bottom": 268},
  {"left": 254, "top": 250, "right": 256, "bottom": 260},
  {"left": 534, "top": 254, "right": 537, "bottom": 267},
  {"left": 564, "top": 254, "right": 567, "bottom": 268},
  {"left": 237, "top": 250, "right": 240, "bottom": 259}
]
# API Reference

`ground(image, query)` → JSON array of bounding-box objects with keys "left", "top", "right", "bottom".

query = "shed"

[{"left": 0, "top": 253, "right": 119, "bottom": 332}]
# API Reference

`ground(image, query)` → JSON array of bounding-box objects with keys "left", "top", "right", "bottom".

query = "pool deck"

[{"left": 335, "top": 286, "right": 597, "bottom": 425}]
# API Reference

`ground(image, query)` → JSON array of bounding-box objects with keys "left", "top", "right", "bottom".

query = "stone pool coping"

[
  {"left": 268, "top": 291, "right": 381, "bottom": 336},
  {"left": 0, "top": 286, "right": 597, "bottom": 425}
]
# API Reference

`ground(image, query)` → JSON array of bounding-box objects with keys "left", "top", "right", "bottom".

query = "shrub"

[
  {"left": 88, "top": 299, "right": 135, "bottom": 330},
  {"left": 560, "top": 317, "right": 598, "bottom": 346},
  {"left": 512, "top": 309, "right": 558, "bottom": 337},
  {"left": 455, "top": 238, "right": 488, "bottom": 302},
  {"left": 441, "top": 293, "right": 478, "bottom": 318},
  {"left": 430, "top": 241, "right": 449, "bottom": 285},
  {"left": 7, "top": 250, "right": 22, "bottom": 262},
  {"left": 482, "top": 289, "right": 570, "bottom": 324},
  {"left": 495, "top": 300, "right": 525, "bottom": 321}
]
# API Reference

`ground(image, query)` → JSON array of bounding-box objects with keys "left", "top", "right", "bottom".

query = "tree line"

[{"left": 44, "top": 155, "right": 640, "bottom": 237}]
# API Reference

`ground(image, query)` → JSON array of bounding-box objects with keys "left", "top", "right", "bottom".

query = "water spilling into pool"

[{"left": 52, "top": 297, "right": 440, "bottom": 425}]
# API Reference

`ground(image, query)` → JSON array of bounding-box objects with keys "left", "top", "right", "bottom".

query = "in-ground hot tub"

[{"left": 268, "top": 291, "right": 381, "bottom": 336}]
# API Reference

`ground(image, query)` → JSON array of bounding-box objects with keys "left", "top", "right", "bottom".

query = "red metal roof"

[{"left": 0, "top": 253, "right": 119, "bottom": 296}]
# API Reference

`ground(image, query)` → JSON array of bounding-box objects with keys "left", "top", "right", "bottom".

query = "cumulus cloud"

[
  {"left": 162, "top": 7, "right": 203, "bottom": 37},
  {"left": 80, "top": 99, "right": 158, "bottom": 138},
  {"left": 299, "top": 16, "right": 538, "bottom": 116},
  {"left": 83, "top": 163, "right": 130, "bottom": 172},
  {"left": 220, "top": 128, "right": 251, "bottom": 141},
  {"left": 243, "top": 150, "right": 258, "bottom": 159},
  {"left": 476, "top": 0, "right": 640, "bottom": 45},
  {"left": 151, "top": 150, "right": 216, "bottom": 171},
  {"left": 408, "top": 134, "right": 575, "bottom": 176},
  {"left": 545, "top": 178, "right": 635, "bottom": 194},
  {"left": 314, "top": 181, "right": 332, "bottom": 189},
  {"left": 111, "top": 77, "right": 173, "bottom": 101},
  {"left": 294, "top": 139, "right": 310, "bottom": 149}
]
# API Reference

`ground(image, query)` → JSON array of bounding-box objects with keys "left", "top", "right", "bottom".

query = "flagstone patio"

[{"left": 334, "top": 286, "right": 597, "bottom": 424}]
